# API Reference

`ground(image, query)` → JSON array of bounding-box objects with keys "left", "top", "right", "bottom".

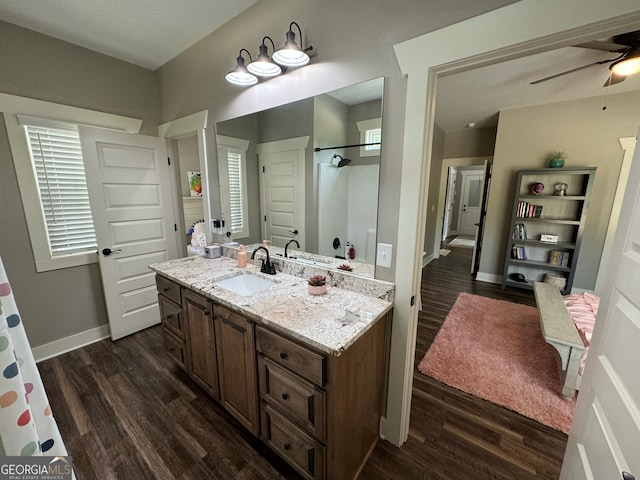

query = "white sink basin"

[
  {"left": 294, "top": 258, "right": 332, "bottom": 268},
  {"left": 215, "top": 273, "right": 276, "bottom": 296}
]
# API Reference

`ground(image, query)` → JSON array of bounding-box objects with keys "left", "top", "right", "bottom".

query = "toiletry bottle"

[{"left": 237, "top": 245, "right": 247, "bottom": 268}]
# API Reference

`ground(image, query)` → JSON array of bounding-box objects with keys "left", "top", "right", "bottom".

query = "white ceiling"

[
  {"left": 0, "top": 0, "right": 257, "bottom": 69},
  {"left": 1, "top": 2, "right": 639, "bottom": 131},
  {"left": 436, "top": 43, "right": 640, "bottom": 132}
]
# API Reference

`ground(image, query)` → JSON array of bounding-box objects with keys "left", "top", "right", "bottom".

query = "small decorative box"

[{"left": 540, "top": 234, "right": 559, "bottom": 243}]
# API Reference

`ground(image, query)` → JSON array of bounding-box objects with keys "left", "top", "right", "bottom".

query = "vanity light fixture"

[
  {"left": 225, "top": 49, "right": 258, "bottom": 86},
  {"left": 247, "top": 36, "right": 283, "bottom": 77},
  {"left": 272, "top": 21, "right": 311, "bottom": 67}
]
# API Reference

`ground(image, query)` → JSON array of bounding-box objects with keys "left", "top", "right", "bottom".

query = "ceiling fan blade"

[
  {"left": 530, "top": 59, "right": 614, "bottom": 85},
  {"left": 575, "top": 40, "right": 628, "bottom": 53},
  {"left": 603, "top": 72, "right": 627, "bottom": 87}
]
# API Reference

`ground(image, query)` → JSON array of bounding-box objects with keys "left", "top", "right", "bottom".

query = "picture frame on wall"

[{"left": 188, "top": 171, "right": 202, "bottom": 197}]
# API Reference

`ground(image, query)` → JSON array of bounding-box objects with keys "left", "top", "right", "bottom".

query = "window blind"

[
  {"left": 25, "top": 125, "right": 97, "bottom": 257},
  {"left": 227, "top": 151, "right": 245, "bottom": 233}
]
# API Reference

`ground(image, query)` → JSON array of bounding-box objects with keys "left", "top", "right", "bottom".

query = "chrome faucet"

[
  {"left": 284, "top": 239, "right": 300, "bottom": 258},
  {"left": 251, "top": 246, "right": 276, "bottom": 275}
]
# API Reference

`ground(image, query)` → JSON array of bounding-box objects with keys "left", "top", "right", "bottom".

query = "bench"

[{"left": 533, "top": 281, "right": 585, "bottom": 400}]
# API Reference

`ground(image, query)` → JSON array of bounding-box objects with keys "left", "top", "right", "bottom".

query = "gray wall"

[
  {"left": 444, "top": 127, "right": 497, "bottom": 159},
  {"left": 0, "top": 21, "right": 158, "bottom": 347},
  {"left": 479, "top": 90, "right": 640, "bottom": 290},
  {"left": 155, "top": 0, "right": 517, "bottom": 282}
]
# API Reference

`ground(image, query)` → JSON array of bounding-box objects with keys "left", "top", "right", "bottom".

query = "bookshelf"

[{"left": 501, "top": 167, "right": 596, "bottom": 294}]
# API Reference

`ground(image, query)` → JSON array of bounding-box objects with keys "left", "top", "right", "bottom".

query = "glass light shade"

[
  {"left": 611, "top": 50, "right": 640, "bottom": 76},
  {"left": 247, "top": 44, "right": 282, "bottom": 77},
  {"left": 226, "top": 70, "right": 258, "bottom": 86},
  {"left": 273, "top": 30, "right": 309, "bottom": 67},
  {"left": 226, "top": 54, "right": 258, "bottom": 86}
]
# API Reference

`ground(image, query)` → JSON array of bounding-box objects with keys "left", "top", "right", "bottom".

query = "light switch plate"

[{"left": 376, "top": 243, "right": 393, "bottom": 268}]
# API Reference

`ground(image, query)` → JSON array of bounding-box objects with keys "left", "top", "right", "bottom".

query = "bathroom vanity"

[{"left": 150, "top": 254, "right": 392, "bottom": 480}]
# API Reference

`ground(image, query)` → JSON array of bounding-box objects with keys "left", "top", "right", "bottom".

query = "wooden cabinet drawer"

[
  {"left": 261, "top": 404, "right": 325, "bottom": 480},
  {"left": 163, "top": 327, "right": 187, "bottom": 371},
  {"left": 156, "top": 275, "right": 181, "bottom": 305},
  {"left": 158, "top": 294, "right": 183, "bottom": 338},
  {"left": 258, "top": 356, "right": 325, "bottom": 440},
  {"left": 256, "top": 327, "right": 325, "bottom": 386}
]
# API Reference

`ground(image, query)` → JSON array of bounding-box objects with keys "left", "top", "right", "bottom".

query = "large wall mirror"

[{"left": 215, "top": 77, "right": 384, "bottom": 278}]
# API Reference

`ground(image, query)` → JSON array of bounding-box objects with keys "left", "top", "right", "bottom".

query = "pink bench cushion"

[{"left": 563, "top": 291, "right": 599, "bottom": 374}]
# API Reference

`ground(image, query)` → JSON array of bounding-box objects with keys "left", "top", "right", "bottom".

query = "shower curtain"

[{"left": 0, "top": 256, "right": 69, "bottom": 458}]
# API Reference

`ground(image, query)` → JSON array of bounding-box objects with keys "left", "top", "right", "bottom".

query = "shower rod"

[{"left": 313, "top": 142, "right": 380, "bottom": 152}]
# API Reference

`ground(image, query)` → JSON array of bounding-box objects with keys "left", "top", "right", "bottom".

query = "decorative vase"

[
  {"left": 548, "top": 158, "right": 565, "bottom": 168},
  {"left": 529, "top": 182, "right": 544, "bottom": 195},
  {"left": 308, "top": 284, "right": 327, "bottom": 295}
]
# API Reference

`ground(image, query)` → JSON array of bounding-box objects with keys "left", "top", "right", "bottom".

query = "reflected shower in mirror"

[{"left": 215, "top": 77, "right": 383, "bottom": 277}]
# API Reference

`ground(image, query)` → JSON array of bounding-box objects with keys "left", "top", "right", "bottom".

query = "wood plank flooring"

[{"left": 39, "top": 245, "right": 566, "bottom": 479}]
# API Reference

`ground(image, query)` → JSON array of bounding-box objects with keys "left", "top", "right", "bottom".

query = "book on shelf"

[
  {"left": 512, "top": 223, "right": 527, "bottom": 240},
  {"left": 511, "top": 244, "right": 527, "bottom": 260},
  {"left": 549, "top": 250, "right": 570, "bottom": 267},
  {"left": 516, "top": 201, "right": 543, "bottom": 218}
]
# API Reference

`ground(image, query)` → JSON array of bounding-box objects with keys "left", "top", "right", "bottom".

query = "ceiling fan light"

[{"left": 610, "top": 49, "right": 640, "bottom": 76}]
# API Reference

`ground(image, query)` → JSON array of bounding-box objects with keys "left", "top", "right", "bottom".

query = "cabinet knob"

[
  {"left": 163, "top": 287, "right": 170, "bottom": 292},
  {"left": 204, "top": 310, "right": 210, "bottom": 316},
  {"left": 283, "top": 443, "right": 291, "bottom": 451},
  {"left": 279, "top": 351, "right": 288, "bottom": 360},
  {"left": 281, "top": 393, "right": 289, "bottom": 400}
]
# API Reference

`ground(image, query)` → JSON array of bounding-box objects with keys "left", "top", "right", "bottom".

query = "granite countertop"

[{"left": 149, "top": 255, "right": 392, "bottom": 357}]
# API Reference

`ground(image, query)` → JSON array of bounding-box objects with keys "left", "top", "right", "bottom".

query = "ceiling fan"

[{"left": 530, "top": 30, "right": 640, "bottom": 87}]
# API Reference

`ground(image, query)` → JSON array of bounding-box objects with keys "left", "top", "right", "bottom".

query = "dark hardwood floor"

[{"left": 39, "top": 244, "right": 566, "bottom": 479}]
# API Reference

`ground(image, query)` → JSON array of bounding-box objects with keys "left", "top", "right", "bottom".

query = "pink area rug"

[{"left": 418, "top": 292, "right": 576, "bottom": 433}]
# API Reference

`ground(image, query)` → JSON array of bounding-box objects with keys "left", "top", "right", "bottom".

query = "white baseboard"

[
  {"left": 378, "top": 416, "right": 387, "bottom": 439},
  {"left": 422, "top": 252, "right": 434, "bottom": 268},
  {"left": 33, "top": 324, "right": 111, "bottom": 363},
  {"left": 475, "top": 272, "right": 502, "bottom": 284}
]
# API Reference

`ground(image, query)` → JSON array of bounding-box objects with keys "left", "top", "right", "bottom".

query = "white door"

[
  {"left": 80, "top": 126, "right": 179, "bottom": 340},
  {"left": 471, "top": 161, "right": 491, "bottom": 274},
  {"left": 442, "top": 166, "right": 457, "bottom": 240},
  {"left": 458, "top": 171, "right": 483, "bottom": 236},
  {"left": 257, "top": 137, "right": 308, "bottom": 249},
  {"left": 559, "top": 128, "right": 640, "bottom": 480}
]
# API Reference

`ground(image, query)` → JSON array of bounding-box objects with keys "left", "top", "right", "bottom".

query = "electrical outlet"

[{"left": 376, "top": 243, "right": 393, "bottom": 268}]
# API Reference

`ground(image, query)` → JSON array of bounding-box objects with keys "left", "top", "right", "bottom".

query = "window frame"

[
  {"left": 216, "top": 135, "right": 251, "bottom": 239},
  {"left": 1, "top": 93, "right": 142, "bottom": 272},
  {"left": 356, "top": 118, "right": 382, "bottom": 157}
]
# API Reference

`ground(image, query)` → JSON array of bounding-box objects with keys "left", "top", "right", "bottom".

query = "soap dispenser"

[{"left": 237, "top": 245, "right": 247, "bottom": 268}]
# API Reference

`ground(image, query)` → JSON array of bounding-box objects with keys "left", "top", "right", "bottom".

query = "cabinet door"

[
  {"left": 183, "top": 290, "right": 220, "bottom": 400},
  {"left": 215, "top": 305, "right": 259, "bottom": 435}
]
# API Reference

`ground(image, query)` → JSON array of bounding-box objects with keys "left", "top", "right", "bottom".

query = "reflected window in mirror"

[
  {"left": 356, "top": 118, "right": 381, "bottom": 157},
  {"left": 217, "top": 135, "right": 250, "bottom": 238}
]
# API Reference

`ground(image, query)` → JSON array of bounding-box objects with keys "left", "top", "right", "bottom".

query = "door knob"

[
  {"left": 289, "top": 229, "right": 299, "bottom": 235},
  {"left": 101, "top": 248, "right": 122, "bottom": 256}
]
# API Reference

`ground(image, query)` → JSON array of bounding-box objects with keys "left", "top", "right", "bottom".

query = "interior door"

[
  {"left": 80, "top": 126, "right": 179, "bottom": 340},
  {"left": 458, "top": 171, "right": 483, "bottom": 236},
  {"left": 257, "top": 137, "right": 308, "bottom": 249},
  {"left": 559, "top": 127, "right": 640, "bottom": 480},
  {"left": 442, "top": 166, "right": 457, "bottom": 241},
  {"left": 471, "top": 161, "right": 491, "bottom": 275}
]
